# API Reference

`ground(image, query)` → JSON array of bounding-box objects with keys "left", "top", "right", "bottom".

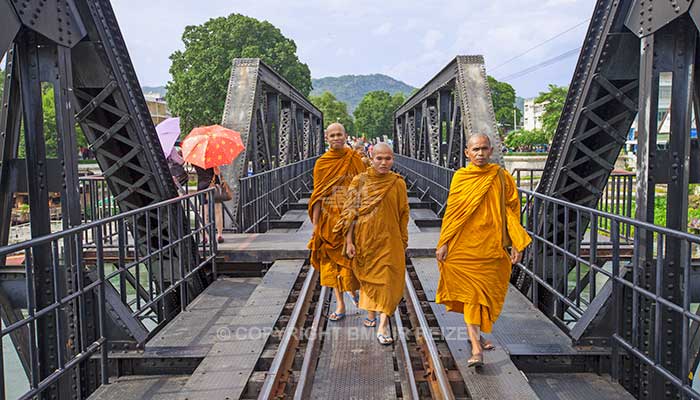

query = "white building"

[{"left": 523, "top": 98, "right": 548, "bottom": 131}]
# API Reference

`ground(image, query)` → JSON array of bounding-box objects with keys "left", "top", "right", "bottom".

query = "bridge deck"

[
  {"left": 87, "top": 196, "right": 634, "bottom": 399},
  {"left": 309, "top": 297, "right": 398, "bottom": 399},
  {"left": 412, "top": 257, "right": 632, "bottom": 400}
]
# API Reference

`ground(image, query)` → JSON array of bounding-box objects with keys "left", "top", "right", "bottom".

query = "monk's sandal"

[{"left": 376, "top": 333, "right": 393, "bottom": 345}]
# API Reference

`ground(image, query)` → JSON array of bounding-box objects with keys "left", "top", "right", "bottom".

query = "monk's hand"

[
  {"left": 346, "top": 241, "right": 356, "bottom": 259},
  {"left": 510, "top": 248, "right": 523, "bottom": 265},
  {"left": 435, "top": 245, "right": 448, "bottom": 262}
]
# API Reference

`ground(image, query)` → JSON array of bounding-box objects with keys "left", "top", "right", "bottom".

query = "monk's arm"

[
  {"left": 399, "top": 181, "right": 409, "bottom": 248},
  {"left": 504, "top": 171, "right": 532, "bottom": 252}
]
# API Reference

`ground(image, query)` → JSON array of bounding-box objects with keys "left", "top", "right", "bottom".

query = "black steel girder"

[
  {"left": 220, "top": 58, "right": 323, "bottom": 230},
  {"left": 393, "top": 55, "right": 502, "bottom": 168}
]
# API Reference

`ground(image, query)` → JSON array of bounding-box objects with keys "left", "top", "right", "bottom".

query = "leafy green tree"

[
  {"left": 354, "top": 91, "right": 405, "bottom": 139},
  {"left": 310, "top": 91, "right": 355, "bottom": 135},
  {"left": 17, "top": 84, "right": 88, "bottom": 158},
  {"left": 504, "top": 129, "right": 548, "bottom": 151},
  {"left": 534, "top": 84, "right": 568, "bottom": 141},
  {"left": 166, "top": 14, "right": 312, "bottom": 134},
  {"left": 488, "top": 76, "right": 521, "bottom": 133}
]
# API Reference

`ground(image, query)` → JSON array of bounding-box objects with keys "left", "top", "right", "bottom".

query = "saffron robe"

[
  {"left": 308, "top": 147, "right": 366, "bottom": 291},
  {"left": 435, "top": 163, "right": 531, "bottom": 333},
  {"left": 335, "top": 168, "right": 409, "bottom": 315}
]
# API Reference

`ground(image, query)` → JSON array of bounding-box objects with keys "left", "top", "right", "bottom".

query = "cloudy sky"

[{"left": 110, "top": 0, "right": 596, "bottom": 99}]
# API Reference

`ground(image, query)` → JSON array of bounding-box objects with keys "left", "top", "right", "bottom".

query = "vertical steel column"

[
  {"left": 439, "top": 90, "right": 451, "bottom": 167},
  {"left": 660, "top": 17, "right": 695, "bottom": 399},
  {"left": 17, "top": 30, "right": 63, "bottom": 399},
  {"left": 634, "top": 27, "right": 661, "bottom": 400},
  {"left": 295, "top": 105, "right": 305, "bottom": 163},
  {"left": 0, "top": 48, "right": 21, "bottom": 253},
  {"left": 266, "top": 93, "right": 280, "bottom": 168}
]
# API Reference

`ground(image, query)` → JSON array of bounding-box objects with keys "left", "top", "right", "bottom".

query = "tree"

[
  {"left": 504, "top": 129, "right": 548, "bottom": 152},
  {"left": 354, "top": 91, "right": 405, "bottom": 139},
  {"left": 17, "top": 84, "right": 88, "bottom": 158},
  {"left": 488, "top": 76, "right": 521, "bottom": 133},
  {"left": 309, "top": 91, "right": 355, "bottom": 135},
  {"left": 166, "top": 14, "right": 312, "bottom": 134},
  {"left": 534, "top": 84, "right": 568, "bottom": 141}
]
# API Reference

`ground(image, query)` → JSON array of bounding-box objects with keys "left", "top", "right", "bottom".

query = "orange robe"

[
  {"left": 334, "top": 169, "right": 409, "bottom": 315},
  {"left": 436, "top": 163, "right": 531, "bottom": 333},
  {"left": 361, "top": 156, "right": 371, "bottom": 168},
  {"left": 308, "top": 148, "right": 366, "bottom": 291}
]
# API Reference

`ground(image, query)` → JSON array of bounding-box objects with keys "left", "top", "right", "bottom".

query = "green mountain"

[
  {"left": 142, "top": 86, "right": 167, "bottom": 97},
  {"left": 311, "top": 74, "right": 415, "bottom": 114}
]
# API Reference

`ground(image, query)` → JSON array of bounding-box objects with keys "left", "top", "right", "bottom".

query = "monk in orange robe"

[
  {"left": 335, "top": 143, "right": 409, "bottom": 344},
  {"left": 435, "top": 134, "right": 532, "bottom": 367},
  {"left": 308, "top": 123, "right": 366, "bottom": 320},
  {"left": 353, "top": 141, "right": 371, "bottom": 168}
]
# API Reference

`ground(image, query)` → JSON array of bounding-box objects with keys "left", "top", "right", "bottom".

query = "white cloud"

[
  {"left": 109, "top": 0, "right": 596, "bottom": 97},
  {"left": 421, "top": 29, "right": 444, "bottom": 50},
  {"left": 372, "top": 22, "right": 393, "bottom": 36}
]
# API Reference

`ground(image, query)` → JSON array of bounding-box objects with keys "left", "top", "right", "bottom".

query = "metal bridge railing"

[
  {"left": 235, "top": 157, "right": 318, "bottom": 233},
  {"left": 392, "top": 155, "right": 453, "bottom": 216},
  {"left": 511, "top": 167, "right": 636, "bottom": 239},
  {"left": 394, "top": 155, "right": 700, "bottom": 398},
  {"left": 0, "top": 189, "right": 216, "bottom": 399},
  {"left": 518, "top": 188, "right": 700, "bottom": 399}
]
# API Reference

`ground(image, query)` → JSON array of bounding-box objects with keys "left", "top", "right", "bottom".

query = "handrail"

[{"left": 0, "top": 188, "right": 217, "bottom": 399}]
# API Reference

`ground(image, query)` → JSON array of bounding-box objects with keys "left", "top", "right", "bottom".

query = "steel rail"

[
  {"left": 258, "top": 267, "right": 318, "bottom": 399},
  {"left": 404, "top": 271, "right": 456, "bottom": 400},
  {"left": 293, "top": 285, "right": 330, "bottom": 400},
  {"left": 394, "top": 306, "right": 421, "bottom": 400}
]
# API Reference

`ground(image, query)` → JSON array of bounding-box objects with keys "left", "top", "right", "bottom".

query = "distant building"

[
  {"left": 144, "top": 94, "right": 171, "bottom": 126},
  {"left": 523, "top": 98, "right": 548, "bottom": 131},
  {"left": 627, "top": 72, "right": 697, "bottom": 152}
]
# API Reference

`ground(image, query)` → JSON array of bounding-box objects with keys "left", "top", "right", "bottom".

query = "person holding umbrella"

[{"left": 182, "top": 124, "right": 245, "bottom": 244}]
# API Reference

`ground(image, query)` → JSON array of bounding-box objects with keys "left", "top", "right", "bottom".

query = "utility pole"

[{"left": 513, "top": 108, "right": 517, "bottom": 130}]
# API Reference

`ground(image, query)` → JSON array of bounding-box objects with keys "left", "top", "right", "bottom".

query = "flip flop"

[
  {"left": 328, "top": 312, "right": 345, "bottom": 321},
  {"left": 467, "top": 353, "right": 484, "bottom": 368},
  {"left": 377, "top": 333, "right": 393, "bottom": 345},
  {"left": 363, "top": 317, "right": 377, "bottom": 328},
  {"left": 468, "top": 336, "right": 496, "bottom": 351}
]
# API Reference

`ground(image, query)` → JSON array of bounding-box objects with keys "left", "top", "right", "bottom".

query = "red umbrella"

[{"left": 182, "top": 125, "right": 245, "bottom": 169}]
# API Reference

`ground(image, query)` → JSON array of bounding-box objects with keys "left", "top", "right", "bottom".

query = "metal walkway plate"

[
  {"left": 430, "top": 304, "right": 539, "bottom": 400},
  {"left": 412, "top": 257, "right": 582, "bottom": 356},
  {"left": 412, "top": 257, "right": 539, "bottom": 400},
  {"left": 218, "top": 223, "right": 439, "bottom": 262},
  {"left": 147, "top": 277, "right": 260, "bottom": 349},
  {"left": 310, "top": 295, "right": 398, "bottom": 400},
  {"left": 527, "top": 373, "right": 634, "bottom": 400},
  {"left": 177, "top": 260, "right": 305, "bottom": 400},
  {"left": 88, "top": 375, "right": 189, "bottom": 400}
]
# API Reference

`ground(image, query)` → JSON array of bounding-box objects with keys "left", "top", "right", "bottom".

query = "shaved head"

[
  {"left": 465, "top": 133, "right": 493, "bottom": 167},
  {"left": 326, "top": 122, "right": 346, "bottom": 134},
  {"left": 467, "top": 133, "right": 492, "bottom": 148},
  {"left": 325, "top": 123, "right": 348, "bottom": 150},
  {"left": 371, "top": 142, "right": 394, "bottom": 174},
  {"left": 372, "top": 142, "right": 393, "bottom": 154},
  {"left": 353, "top": 141, "right": 365, "bottom": 150}
]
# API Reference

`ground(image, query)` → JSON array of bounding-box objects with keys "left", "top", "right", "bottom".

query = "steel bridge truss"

[
  {"left": 393, "top": 55, "right": 504, "bottom": 169},
  {"left": 0, "top": 1, "right": 205, "bottom": 397},
  {"left": 220, "top": 58, "right": 323, "bottom": 230},
  {"left": 506, "top": 1, "right": 700, "bottom": 399}
]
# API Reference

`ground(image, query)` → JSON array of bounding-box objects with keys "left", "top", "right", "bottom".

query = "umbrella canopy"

[
  {"left": 182, "top": 125, "right": 245, "bottom": 169},
  {"left": 156, "top": 117, "right": 181, "bottom": 157}
]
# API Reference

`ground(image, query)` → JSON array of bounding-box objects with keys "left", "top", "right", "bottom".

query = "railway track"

[{"left": 239, "top": 262, "right": 470, "bottom": 399}]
